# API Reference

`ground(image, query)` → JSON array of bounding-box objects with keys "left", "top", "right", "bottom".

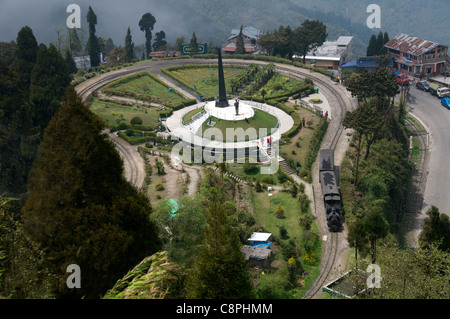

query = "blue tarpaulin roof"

[{"left": 245, "top": 242, "right": 272, "bottom": 249}]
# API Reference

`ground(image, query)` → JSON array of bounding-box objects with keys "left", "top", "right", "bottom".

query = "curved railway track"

[{"left": 75, "top": 59, "right": 356, "bottom": 298}]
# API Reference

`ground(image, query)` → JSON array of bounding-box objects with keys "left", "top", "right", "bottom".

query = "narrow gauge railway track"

[
  {"left": 75, "top": 60, "right": 355, "bottom": 298},
  {"left": 108, "top": 132, "right": 139, "bottom": 188}
]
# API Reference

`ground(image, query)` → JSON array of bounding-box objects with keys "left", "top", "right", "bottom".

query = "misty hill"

[
  {"left": 288, "top": 0, "right": 450, "bottom": 47},
  {"left": 1, "top": 0, "right": 448, "bottom": 60}
]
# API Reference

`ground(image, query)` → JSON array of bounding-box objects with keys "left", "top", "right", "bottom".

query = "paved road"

[{"left": 406, "top": 84, "right": 450, "bottom": 218}]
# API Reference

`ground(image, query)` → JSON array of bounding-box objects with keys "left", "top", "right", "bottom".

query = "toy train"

[{"left": 319, "top": 149, "right": 343, "bottom": 232}]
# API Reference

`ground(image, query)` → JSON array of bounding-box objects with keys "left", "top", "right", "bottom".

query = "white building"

[{"left": 294, "top": 36, "right": 354, "bottom": 70}]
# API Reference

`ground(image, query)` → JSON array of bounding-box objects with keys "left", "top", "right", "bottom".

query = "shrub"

[
  {"left": 254, "top": 180, "right": 263, "bottom": 192},
  {"left": 155, "top": 183, "right": 164, "bottom": 191},
  {"left": 243, "top": 161, "right": 258, "bottom": 174},
  {"left": 274, "top": 204, "right": 285, "bottom": 219},
  {"left": 261, "top": 176, "right": 275, "bottom": 185},
  {"left": 130, "top": 116, "right": 143, "bottom": 126},
  {"left": 279, "top": 225, "right": 288, "bottom": 239},
  {"left": 277, "top": 172, "right": 287, "bottom": 183}
]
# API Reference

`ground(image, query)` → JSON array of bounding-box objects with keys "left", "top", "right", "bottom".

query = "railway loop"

[{"left": 75, "top": 58, "right": 356, "bottom": 298}]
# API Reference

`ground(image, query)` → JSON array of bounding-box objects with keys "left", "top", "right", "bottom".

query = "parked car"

[
  {"left": 437, "top": 87, "right": 450, "bottom": 98},
  {"left": 416, "top": 81, "right": 430, "bottom": 92},
  {"left": 396, "top": 72, "right": 410, "bottom": 85},
  {"left": 441, "top": 97, "right": 450, "bottom": 110}
]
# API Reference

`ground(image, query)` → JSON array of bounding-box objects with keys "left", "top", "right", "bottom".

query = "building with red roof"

[
  {"left": 384, "top": 33, "right": 448, "bottom": 78},
  {"left": 222, "top": 26, "right": 262, "bottom": 55}
]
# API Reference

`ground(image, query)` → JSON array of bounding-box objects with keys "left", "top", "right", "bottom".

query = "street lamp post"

[{"left": 268, "top": 186, "right": 273, "bottom": 212}]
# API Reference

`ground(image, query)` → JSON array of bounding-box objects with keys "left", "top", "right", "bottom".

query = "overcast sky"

[{"left": 0, "top": 0, "right": 195, "bottom": 46}]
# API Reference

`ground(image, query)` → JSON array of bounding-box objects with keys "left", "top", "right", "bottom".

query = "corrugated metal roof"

[
  {"left": 384, "top": 33, "right": 442, "bottom": 56},
  {"left": 229, "top": 26, "right": 262, "bottom": 40}
]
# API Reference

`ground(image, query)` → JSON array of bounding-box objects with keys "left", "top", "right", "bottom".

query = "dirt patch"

[{"left": 145, "top": 152, "right": 204, "bottom": 204}]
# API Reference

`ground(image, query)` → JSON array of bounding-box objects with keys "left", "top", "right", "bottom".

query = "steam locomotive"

[{"left": 319, "top": 149, "right": 343, "bottom": 232}]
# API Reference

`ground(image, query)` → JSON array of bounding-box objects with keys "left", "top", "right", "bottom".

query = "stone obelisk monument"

[{"left": 215, "top": 49, "right": 229, "bottom": 108}]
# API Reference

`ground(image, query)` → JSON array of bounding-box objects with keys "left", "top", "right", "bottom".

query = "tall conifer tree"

[
  {"left": 14, "top": 26, "right": 38, "bottom": 93},
  {"left": 235, "top": 25, "right": 246, "bottom": 55},
  {"left": 186, "top": 188, "right": 252, "bottom": 299},
  {"left": 30, "top": 44, "right": 71, "bottom": 134},
  {"left": 86, "top": 6, "right": 100, "bottom": 68},
  {"left": 124, "top": 27, "right": 135, "bottom": 62},
  {"left": 22, "top": 87, "right": 161, "bottom": 298}
]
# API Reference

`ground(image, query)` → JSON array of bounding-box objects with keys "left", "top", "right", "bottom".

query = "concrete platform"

[
  {"left": 166, "top": 100, "right": 294, "bottom": 164},
  {"left": 205, "top": 100, "right": 255, "bottom": 121}
]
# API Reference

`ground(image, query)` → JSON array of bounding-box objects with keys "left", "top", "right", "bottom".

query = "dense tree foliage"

[
  {"left": 354, "top": 243, "right": 450, "bottom": 299},
  {"left": 22, "top": 87, "right": 161, "bottom": 298},
  {"left": 0, "top": 196, "right": 55, "bottom": 298},
  {"left": 153, "top": 31, "right": 167, "bottom": 52},
  {"left": 367, "top": 31, "right": 390, "bottom": 56},
  {"left": 258, "top": 25, "right": 293, "bottom": 59},
  {"left": 30, "top": 44, "right": 71, "bottom": 135},
  {"left": 292, "top": 19, "right": 328, "bottom": 64},
  {"left": 185, "top": 188, "right": 253, "bottom": 299},
  {"left": 419, "top": 206, "right": 450, "bottom": 251},
  {"left": 341, "top": 63, "right": 412, "bottom": 266},
  {"left": 0, "top": 61, "right": 37, "bottom": 193},
  {"left": 258, "top": 20, "right": 327, "bottom": 63}
]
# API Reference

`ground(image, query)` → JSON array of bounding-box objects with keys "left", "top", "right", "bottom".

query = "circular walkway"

[{"left": 166, "top": 99, "right": 294, "bottom": 154}]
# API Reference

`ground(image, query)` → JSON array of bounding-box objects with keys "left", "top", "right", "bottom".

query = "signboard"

[{"left": 180, "top": 43, "right": 208, "bottom": 56}]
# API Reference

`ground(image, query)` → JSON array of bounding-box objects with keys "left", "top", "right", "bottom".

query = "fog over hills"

[{"left": 0, "top": 0, "right": 448, "bottom": 58}]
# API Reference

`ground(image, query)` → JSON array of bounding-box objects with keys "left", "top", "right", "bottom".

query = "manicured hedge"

[{"left": 117, "top": 131, "right": 155, "bottom": 145}]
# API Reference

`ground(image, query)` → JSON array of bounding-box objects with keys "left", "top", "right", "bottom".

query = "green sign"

[{"left": 180, "top": 43, "right": 208, "bottom": 55}]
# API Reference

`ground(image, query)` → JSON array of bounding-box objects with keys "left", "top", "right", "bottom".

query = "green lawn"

[
  {"left": 164, "top": 66, "right": 244, "bottom": 99},
  {"left": 253, "top": 73, "right": 305, "bottom": 100},
  {"left": 103, "top": 72, "right": 186, "bottom": 106},
  {"left": 198, "top": 109, "right": 278, "bottom": 142},
  {"left": 89, "top": 98, "right": 162, "bottom": 128},
  {"left": 280, "top": 105, "right": 322, "bottom": 171},
  {"left": 250, "top": 187, "right": 322, "bottom": 297}
]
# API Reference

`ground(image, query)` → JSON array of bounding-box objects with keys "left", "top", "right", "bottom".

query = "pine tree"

[
  {"left": 64, "top": 49, "right": 77, "bottom": 74},
  {"left": 22, "top": 87, "right": 161, "bottom": 298},
  {"left": 14, "top": 26, "right": 38, "bottom": 93},
  {"left": 189, "top": 32, "right": 199, "bottom": 56},
  {"left": 186, "top": 188, "right": 253, "bottom": 299},
  {"left": 86, "top": 6, "right": 100, "bottom": 68},
  {"left": 124, "top": 27, "right": 135, "bottom": 62},
  {"left": 30, "top": 44, "right": 71, "bottom": 134},
  {"left": 235, "top": 25, "right": 245, "bottom": 55},
  {"left": 68, "top": 28, "right": 82, "bottom": 55},
  {"left": 366, "top": 34, "right": 377, "bottom": 56},
  {"left": 376, "top": 31, "right": 384, "bottom": 56}
]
